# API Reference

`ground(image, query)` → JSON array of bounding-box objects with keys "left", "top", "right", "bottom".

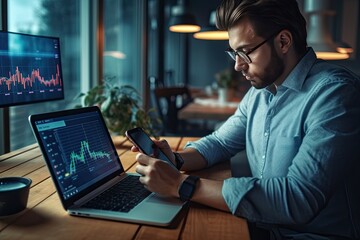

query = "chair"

[{"left": 153, "top": 86, "right": 194, "bottom": 135}]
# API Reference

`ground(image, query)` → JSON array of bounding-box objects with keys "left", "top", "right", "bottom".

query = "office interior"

[{"left": 0, "top": 0, "right": 360, "bottom": 155}]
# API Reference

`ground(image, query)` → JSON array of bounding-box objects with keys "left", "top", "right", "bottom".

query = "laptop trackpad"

[{"left": 126, "top": 194, "right": 183, "bottom": 224}]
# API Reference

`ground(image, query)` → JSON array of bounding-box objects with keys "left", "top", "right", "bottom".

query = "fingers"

[
  {"left": 130, "top": 139, "right": 168, "bottom": 155},
  {"left": 151, "top": 144, "right": 160, "bottom": 158},
  {"left": 135, "top": 156, "right": 148, "bottom": 184},
  {"left": 135, "top": 162, "right": 146, "bottom": 176},
  {"left": 136, "top": 154, "right": 153, "bottom": 190},
  {"left": 153, "top": 139, "right": 169, "bottom": 149},
  {"left": 153, "top": 139, "right": 173, "bottom": 155},
  {"left": 131, "top": 145, "right": 140, "bottom": 152},
  {"left": 135, "top": 154, "right": 150, "bottom": 174},
  {"left": 135, "top": 151, "right": 182, "bottom": 197},
  {"left": 136, "top": 152, "right": 151, "bottom": 166},
  {"left": 136, "top": 165, "right": 148, "bottom": 186}
]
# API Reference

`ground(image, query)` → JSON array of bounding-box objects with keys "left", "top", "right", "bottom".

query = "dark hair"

[{"left": 216, "top": 0, "right": 307, "bottom": 55}]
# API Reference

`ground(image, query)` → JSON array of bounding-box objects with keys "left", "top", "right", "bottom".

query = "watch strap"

[{"left": 178, "top": 175, "right": 199, "bottom": 202}]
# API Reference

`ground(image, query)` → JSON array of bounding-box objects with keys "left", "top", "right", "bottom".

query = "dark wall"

[
  {"left": 187, "top": 0, "right": 360, "bottom": 87},
  {"left": 188, "top": 0, "right": 232, "bottom": 88},
  {"left": 163, "top": 0, "right": 231, "bottom": 88},
  {"left": 163, "top": 0, "right": 360, "bottom": 89}
]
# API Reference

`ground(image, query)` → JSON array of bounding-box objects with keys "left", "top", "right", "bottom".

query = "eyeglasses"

[{"left": 225, "top": 30, "right": 281, "bottom": 64}]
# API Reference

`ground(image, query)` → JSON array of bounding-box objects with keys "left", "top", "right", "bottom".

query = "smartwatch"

[
  {"left": 173, "top": 152, "right": 184, "bottom": 170},
  {"left": 178, "top": 175, "right": 199, "bottom": 202}
]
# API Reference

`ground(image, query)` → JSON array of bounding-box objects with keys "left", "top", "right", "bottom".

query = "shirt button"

[
  {"left": 264, "top": 132, "right": 269, "bottom": 137},
  {"left": 262, "top": 155, "right": 265, "bottom": 159}
]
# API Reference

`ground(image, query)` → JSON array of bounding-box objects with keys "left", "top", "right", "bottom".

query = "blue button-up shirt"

[{"left": 186, "top": 48, "right": 360, "bottom": 239}]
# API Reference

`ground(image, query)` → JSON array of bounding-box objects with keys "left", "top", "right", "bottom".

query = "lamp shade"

[
  {"left": 310, "top": 43, "right": 349, "bottom": 60},
  {"left": 304, "top": 0, "right": 350, "bottom": 60},
  {"left": 193, "top": 26, "right": 228, "bottom": 40},
  {"left": 336, "top": 42, "right": 354, "bottom": 54},
  {"left": 169, "top": 5, "right": 200, "bottom": 33},
  {"left": 193, "top": 11, "right": 229, "bottom": 40}
]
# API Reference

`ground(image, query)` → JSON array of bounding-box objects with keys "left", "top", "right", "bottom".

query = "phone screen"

[{"left": 125, "top": 127, "right": 176, "bottom": 169}]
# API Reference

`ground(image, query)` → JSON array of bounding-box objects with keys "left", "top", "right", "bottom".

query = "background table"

[
  {"left": 179, "top": 97, "right": 240, "bottom": 122},
  {"left": 0, "top": 136, "right": 249, "bottom": 240}
]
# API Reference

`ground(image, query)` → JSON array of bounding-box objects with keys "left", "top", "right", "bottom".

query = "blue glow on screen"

[{"left": 0, "top": 31, "right": 64, "bottom": 107}]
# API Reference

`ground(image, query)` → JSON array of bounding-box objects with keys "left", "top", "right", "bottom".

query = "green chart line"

[{"left": 67, "top": 140, "right": 111, "bottom": 176}]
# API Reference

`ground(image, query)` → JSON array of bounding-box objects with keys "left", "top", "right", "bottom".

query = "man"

[{"left": 133, "top": 0, "right": 360, "bottom": 239}]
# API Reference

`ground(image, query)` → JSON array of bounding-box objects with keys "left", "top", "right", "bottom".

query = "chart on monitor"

[{"left": 0, "top": 31, "right": 64, "bottom": 107}]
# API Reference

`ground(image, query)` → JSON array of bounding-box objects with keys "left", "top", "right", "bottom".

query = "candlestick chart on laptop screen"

[{"left": 0, "top": 31, "right": 64, "bottom": 107}]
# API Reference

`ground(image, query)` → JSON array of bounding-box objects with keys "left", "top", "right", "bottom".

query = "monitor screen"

[{"left": 0, "top": 31, "right": 64, "bottom": 107}]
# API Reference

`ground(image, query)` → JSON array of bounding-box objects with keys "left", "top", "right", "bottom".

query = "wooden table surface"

[{"left": 0, "top": 136, "right": 249, "bottom": 240}]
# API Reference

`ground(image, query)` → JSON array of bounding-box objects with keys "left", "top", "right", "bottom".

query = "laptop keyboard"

[{"left": 82, "top": 175, "right": 151, "bottom": 213}]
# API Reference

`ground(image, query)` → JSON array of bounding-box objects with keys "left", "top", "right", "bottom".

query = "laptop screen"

[{"left": 32, "top": 108, "right": 123, "bottom": 200}]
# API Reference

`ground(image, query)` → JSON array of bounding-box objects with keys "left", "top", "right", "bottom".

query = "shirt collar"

[{"left": 280, "top": 47, "right": 317, "bottom": 92}]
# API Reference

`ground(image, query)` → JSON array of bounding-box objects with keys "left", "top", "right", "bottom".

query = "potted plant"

[
  {"left": 215, "top": 68, "right": 233, "bottom": 89},
  {"left": 215, "top": 68, "right": 235, "bottom": 103},
  {"left": 75, "top": 77, "right": 159, "bottom": 137}
]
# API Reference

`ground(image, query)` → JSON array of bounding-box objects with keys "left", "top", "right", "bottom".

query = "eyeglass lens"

[{"left": 226, "top": 50, "right": 250, "bottom": 63}]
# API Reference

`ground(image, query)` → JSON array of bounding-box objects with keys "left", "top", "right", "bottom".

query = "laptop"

[{"left": 28, "top": 106, "right": 184, "bottom": 226}]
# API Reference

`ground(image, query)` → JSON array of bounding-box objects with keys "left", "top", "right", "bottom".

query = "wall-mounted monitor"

[{"left": 0, "top": 31, "right": 64, "bottom": 108}]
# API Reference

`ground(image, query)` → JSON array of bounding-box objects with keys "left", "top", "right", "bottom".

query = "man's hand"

[
  {"left": 131, "top": 138, "right": 185, "bottom": 197},
  {"left": 131, "top": 139, "right": 177, "bottom": 167},
  {"left": 135, "top": 153, "right": 187, "bottom": 197},
  {"left": 131, "top": 139, "right": 229, "bottom": 211}
]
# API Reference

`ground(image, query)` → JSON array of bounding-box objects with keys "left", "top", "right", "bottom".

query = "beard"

[{"left": 251, "top": 44, "right": 285, "bottom": 89}]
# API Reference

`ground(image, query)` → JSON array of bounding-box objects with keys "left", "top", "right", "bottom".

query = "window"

[
  {"left": 103, "top": 0, "right": 146, "bottom": 97},
  {"left": 2, "top": 0, "right": 147, "bottom": 151},
  {"left": 7, "top": 0, "right": 82, "bottom": 150}
]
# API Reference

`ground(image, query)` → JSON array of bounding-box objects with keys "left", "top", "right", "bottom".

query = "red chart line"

[{"left": 0, "top": 64, "right": 62, "bottom": 91}]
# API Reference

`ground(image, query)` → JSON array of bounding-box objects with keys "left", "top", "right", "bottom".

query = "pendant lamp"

[
  {"left": 169, "top": 0, "right": 200, "bottom": 33},
  {"left": 304, "top": 0, "right": 351, "bottom": 60},
  {"left": 193, "top": 11, "right": 228, "bottom": 40}
]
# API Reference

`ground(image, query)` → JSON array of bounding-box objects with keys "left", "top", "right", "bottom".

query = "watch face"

[
  {"left": 181, "top": 181, "right": 194, "bottom": 199},
  {"left": 179, "top": 176, "right": 199, "bottom": 201}
]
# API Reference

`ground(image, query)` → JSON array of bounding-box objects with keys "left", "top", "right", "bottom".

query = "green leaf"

[{"left": 73, "top": 77, "right": 159, "bottom": 137}]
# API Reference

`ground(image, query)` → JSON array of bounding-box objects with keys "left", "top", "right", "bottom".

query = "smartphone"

[{"left": 125, "top": 127, "right": 177, "bottom": 169}]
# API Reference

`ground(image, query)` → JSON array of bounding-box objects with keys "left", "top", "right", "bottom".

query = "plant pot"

[{"left": 218, "top": 88, "right": 230, "bottom": 105}]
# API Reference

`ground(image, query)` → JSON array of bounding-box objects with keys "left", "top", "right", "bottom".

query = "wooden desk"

[
  {"left": 179, "top": 98, "right": 239, "bottom": 121},
  {"left": 0, "top": 136, "right": 249, "bottom": 240}
]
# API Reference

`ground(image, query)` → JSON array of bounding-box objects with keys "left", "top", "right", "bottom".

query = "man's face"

[{"left": 228, "top": 18, "right": 284, "bottom": 89}]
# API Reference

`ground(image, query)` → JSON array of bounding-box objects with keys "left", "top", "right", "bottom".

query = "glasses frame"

[{"left": 225, "top": 30, "right": 281, "bottom": 64}]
